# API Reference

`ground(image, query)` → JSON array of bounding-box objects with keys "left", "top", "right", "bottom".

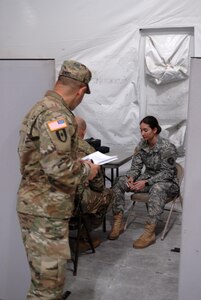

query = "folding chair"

[
  {"left": 69, "top": 197, "right": 95, "bottom": 276},
  {"left": 124, "top": 163, "right": 184, "bottom": 240}
]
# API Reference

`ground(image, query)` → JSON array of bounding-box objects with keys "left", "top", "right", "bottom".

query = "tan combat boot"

[
  {"left": 78, "top": 237, "right": 102, "bottom": 253},
  {"left": 108, "top": 212, "right": 124, "bottom": 240},
  {"left": 133, "top": 223, "right": 156, "bottom": 249}
]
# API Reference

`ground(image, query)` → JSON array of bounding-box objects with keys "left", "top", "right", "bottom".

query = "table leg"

[
  {"left": 111, "top": 168, "right": 114, "bottom": 186},
  {"left": 116, "top": 167, "right": 119, "bottom": 178}
]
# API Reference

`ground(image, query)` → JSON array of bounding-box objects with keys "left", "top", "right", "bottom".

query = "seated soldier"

[
  {"left": 75, "top": 116, "right": 114, "bottom": 250},
  {"left": 108, "top": 115, "right": 180, "bottom": 249}
]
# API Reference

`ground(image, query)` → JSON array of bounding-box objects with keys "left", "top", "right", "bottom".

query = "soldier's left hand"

[{"left": 130, "top": 180, "right": 146, "bottom": 191}]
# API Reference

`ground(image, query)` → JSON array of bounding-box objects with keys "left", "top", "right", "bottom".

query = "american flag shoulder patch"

[{"left": 47, "top": 118, "right": 67, "bottom": 131}]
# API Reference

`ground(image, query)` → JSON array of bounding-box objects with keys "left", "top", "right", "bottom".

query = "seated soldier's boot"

[
  {"left": 133, "top": 223, "right": 156, "bottom": 249},
  {"left": 108, "top": 212, "right": 124, "bottom": 240},
  {"left": 78, "top": 237, "right": 102, "bottom": 253}
]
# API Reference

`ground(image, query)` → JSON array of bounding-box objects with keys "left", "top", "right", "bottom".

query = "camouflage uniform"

[
  {"left": 76, "top": 138, "right": 114, "bottom": 231},
  {"left": 112, "top": 136, "right": 180, "bottom": 224},
  {"left": 17, "top": 90, "right": 91, "bottom": 299}
]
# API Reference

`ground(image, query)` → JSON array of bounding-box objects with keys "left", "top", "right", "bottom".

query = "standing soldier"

[
  {"left": 108, "top": 116, "right": 180, "bottom": 249},
  {"left": 17, "top": 60, "right": 100, "bottom": 299}
]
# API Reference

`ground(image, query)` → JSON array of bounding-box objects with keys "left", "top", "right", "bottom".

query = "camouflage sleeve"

[
  {"left": 77, "top": 138, "right": 96, "bottom": 158},
  {"left": 78, "top": 139, "right": 104, "bottom": 192},
  {"left": 147, "top": 142, "right": 178, "bottom": 185},
  {"left": 37, "top": 111, "right": 91, "bottom": 188},
  {"left": 126, "top": 146, "right": 144, "bottom": 180}
]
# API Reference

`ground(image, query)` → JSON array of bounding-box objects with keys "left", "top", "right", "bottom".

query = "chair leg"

[
  {"left": 124, "top": 202, "right": 136, "bottom": 231},
  {"left": 82, "top": 215, "right": 95, "bottom": 253},
  {"left": 161, "top": 199, "right": 176, "bottom": 240},
  {"left": 71, "top": 200, "right": 98, "bottom": 276},
  {"left": 102, "top": 215, "right": 107, "bottom": 232},
  {"left": 72, "top": 215, "right": 95, "bottom": 276}
]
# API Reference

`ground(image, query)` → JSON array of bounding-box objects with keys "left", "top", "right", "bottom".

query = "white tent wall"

[
  {"left": 0, "top": 0, "right": 201, "bottom": 299},
  {"left": 1, "top": 0, "right": 201, "bottom": 148}
]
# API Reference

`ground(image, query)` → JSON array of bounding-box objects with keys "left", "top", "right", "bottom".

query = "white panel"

[
  {"left": 178, "top": 57, "right": 201, "bottom": 300},
  {"left": 0, "top": 59, "right": 55, "bottom": 300},
  {"left": 139, "top": 27, "right": 194, "bottom": 157}
]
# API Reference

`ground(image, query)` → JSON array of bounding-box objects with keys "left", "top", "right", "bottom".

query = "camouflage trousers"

[
  {"left": 112, "top": 175, "right": 180, "bottom": 224},
  {"left": 18, "top": 213, "right": 70, "bottom": 300},
  {"left": 76, "top": 187, "right": 114, "bottom": 232}
]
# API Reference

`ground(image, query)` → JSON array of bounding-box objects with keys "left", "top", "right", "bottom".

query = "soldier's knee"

[{"left": 113, "top": 176, "right": 128, "bottom": 191}]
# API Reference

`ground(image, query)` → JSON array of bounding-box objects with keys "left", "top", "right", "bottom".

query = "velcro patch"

[{"left": 48, "top": 119, "right": 67, "bottom": 131}]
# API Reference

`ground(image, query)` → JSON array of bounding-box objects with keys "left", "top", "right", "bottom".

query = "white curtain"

[{"left": 145, "top": 34, "right": 190, "bottom": 85}]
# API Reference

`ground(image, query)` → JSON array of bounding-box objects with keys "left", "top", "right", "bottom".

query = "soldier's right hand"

[
  {"left": 84, "top": 160, "right": 100, "bottom": 180},
  {"left": 126, "top": 176, "right": 135, "bottom": 189}
]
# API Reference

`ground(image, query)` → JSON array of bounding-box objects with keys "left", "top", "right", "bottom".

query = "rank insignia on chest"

[{"left": 48, "top": 119, "right": 67, "bottom": 131}]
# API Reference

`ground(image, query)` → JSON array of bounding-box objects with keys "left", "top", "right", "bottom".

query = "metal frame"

[{"left": 124, "top": 163, "right": 184, "bottom": 240}]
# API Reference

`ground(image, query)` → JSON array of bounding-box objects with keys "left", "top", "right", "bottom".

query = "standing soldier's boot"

[
  {"left": 133, "top": 223, "right": 156, "bottom": 249},
  {"left": 108, "top": 212, "right": 124, "bottom": 240}
]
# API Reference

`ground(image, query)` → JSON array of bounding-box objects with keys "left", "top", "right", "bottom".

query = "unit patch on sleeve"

[
  {"left": 167, "top": 157, "right": 175, "bottom": 165},
  {"left": 56, "top": 129, "right": 67, "bottom": 142},
  {"left": 48, "top": 118, "right": 67, "bottom": 131}
]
